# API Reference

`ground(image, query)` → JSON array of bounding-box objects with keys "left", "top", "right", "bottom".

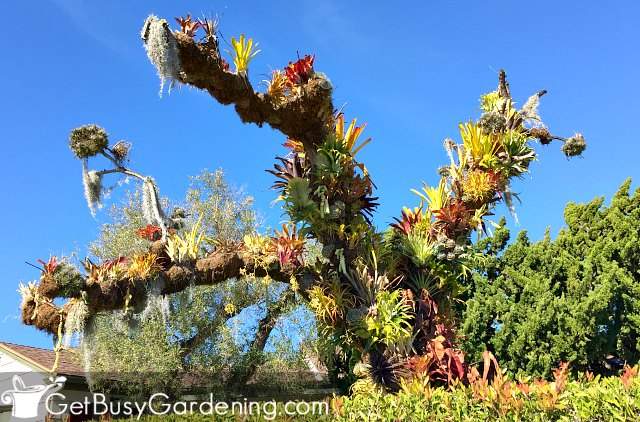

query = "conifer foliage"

[{"left": 462, "top": 180, "right": 640, "bottom": 378}]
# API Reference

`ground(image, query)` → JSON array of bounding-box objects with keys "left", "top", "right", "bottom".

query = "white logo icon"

[{"left": 1, "top": 375, "right": 66, "bottom": 421}]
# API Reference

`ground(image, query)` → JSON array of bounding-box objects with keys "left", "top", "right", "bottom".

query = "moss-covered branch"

[
  {"left": 143, "top": 16, "right": 333, "bottom": 149},
  {"left": 20, "top": 241, "right": 313, "bottom": 335}
]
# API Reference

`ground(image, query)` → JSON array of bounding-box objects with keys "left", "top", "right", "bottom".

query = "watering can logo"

[{"left": 1, "top": 375, "right": 66, "bottom": 421}]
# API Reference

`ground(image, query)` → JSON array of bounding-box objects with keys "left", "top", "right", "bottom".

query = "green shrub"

[
  {"left": 101, "top": 368, "right": 640, "bottom": 421},
  {"left": 461, "top": 180, "right": 640, "bottom": 378},
  {"left": 334, "top": 369, "right": 640, "bottom": 421}
]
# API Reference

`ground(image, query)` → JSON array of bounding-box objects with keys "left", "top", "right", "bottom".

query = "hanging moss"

[
  {"left": 69, "top": 124, "right": 108, "bottom": 159},
  {"left": 141, "top": 15, "right": 181, "bottom": 95},
  {"left": 83, "top": 166, "right": 103, "bottom": 215},
  {"left": 63, "top": 299, "right": 89, "bottom": 346}
]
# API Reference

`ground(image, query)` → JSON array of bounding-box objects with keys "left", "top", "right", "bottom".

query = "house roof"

[{"left": 0, "top": 342, "right": 85, "bottom": 377}]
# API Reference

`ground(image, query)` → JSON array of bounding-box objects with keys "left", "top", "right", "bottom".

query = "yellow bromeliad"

[
  {"left": 480, "top": 90, "right": 518, "bottom": 119},
  {"left": 412, "top": 178, "right": 449, "bottom": 215},
  {"left": 335, "top": 113, "right": 371, "bottom": 158},
  {"left": 266, "top": 70, "right": 288, "bottom": 104},
  {"left": 127, "top": 253, "right": 160, "bottom": 280},
  {"left": 166, "top": 217, "right": 205, "bottom": 263},
  {"left": 462, "top": 170, "right": 497, "bottom": 204},
  {"left": 459, "top": 122, "right": 501, "bottom": 169},
  {"left": 230, "top": 34, "right": 260, "bottom": 74}
]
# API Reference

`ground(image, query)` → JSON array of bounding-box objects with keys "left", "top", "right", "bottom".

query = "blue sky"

[{"left": 1, "top": 0, "right": 639, "bottom": 348}]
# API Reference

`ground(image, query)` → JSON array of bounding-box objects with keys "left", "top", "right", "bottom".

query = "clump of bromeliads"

[{"left": 18, "top": 12, "right": 594, "bottom": 394}]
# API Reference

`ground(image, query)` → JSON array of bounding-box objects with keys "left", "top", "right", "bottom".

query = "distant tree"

[
  {"left": 76, "top": 170, "right": 316, "bottom": 396},
  {"left": 461, "top": 180, "right": 640, "bottom": 378}
]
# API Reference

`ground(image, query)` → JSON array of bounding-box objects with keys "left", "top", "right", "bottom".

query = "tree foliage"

[
  {"left": 80, "top": 170, "right": 316, "bottom": 396},
  {"left": 462, "top": 180, "right": 640, "bottom": 377}
]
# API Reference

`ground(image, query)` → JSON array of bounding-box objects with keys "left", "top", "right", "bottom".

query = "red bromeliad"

[
  {"left": 271, "top": 224, "right": 305, "bottom": 269},
  {"left": 37, "top": 257, "right": 58, "bottom": 275},
  {"left": 175, "top": 15, "right": 201, "bottom": 37},
  {"left": 391, "top": 206, "right": 423, "bottom": 235},
  {"left": 284, "top": 55, "right": 315, "bottom": 87},
  {"left": 136, "top": 224, "right": 162, "bottom": 241},
  {"left": 432, "top": 200, "right": 472, "bottom": 238}
]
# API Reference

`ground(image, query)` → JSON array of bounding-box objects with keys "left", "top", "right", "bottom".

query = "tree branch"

[
  {"left": 172, "top": 31, "right": 334, "bottom": 148},
  {"left": 22, "top": 242, "right": 314, "bottom": 335},
  {"left": 228, "top": 290, "right": 295, "bottom": 387}
]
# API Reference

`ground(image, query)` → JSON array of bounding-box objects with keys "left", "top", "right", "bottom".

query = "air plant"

[
  {"left": 478, "top": 112, "right": 507, "bottom": 134},
  {"left": 63, "top": 298, "right": 88, "bottom": 344},
  {"left": 243, "top": 233, "right": 272, "bottom": 257},
  {"left": 266, "top": 70, "right": 289, "bottom": 105},
  {"left": 499, "top": 130, "right": 536, "bottom": 176},
  {"left": 271, "top": 223, "right": 305, "bottom": 268},
  {"left": 82, "top": 166, "right": 103, "bottom": 216},
  {"left": 462, "top": 170, "right": 498, "bottom": 205},
  {"left": 348, "top": 262, "right": 392, "bottom": 306},
  {"left": 285, "top": 177, "right": 317, "bottom": 220},
  {"left": 102, "top": 256, "right": 129, "bottom": 281},
  {"left": 53, "top": 263, "right": 85, "bottom": 298},
  {"left": 230, "top": 34, "right": 260, "bottom": 75},
  {"left": 367, "top": 349, "right": 405, "bottom": 390},
  {"left": 69, "top": 124, "right": 108, "bottom": 159},
  {"left": 308, "top": 278, "right": 353, "bottom": 325},
  {"left": 459, "top": 122, "right": 502, "bottom": 169},
  {"left": 284, "top": 54, "right": 315, "bottom": 87},
  {"left": 401, "top": 233, "right": 436, "bottom": 268},
  {"left": 175, "top": 15, "right": 200, "bottom": 37},
  {"left": 37, "top": 257, "right": 59, "bottom": 275},
  {"left": 18, "top": 281, "right": 38, "bottom": 308},
  {"left": 561, "top": 133, "right": 587, "bottom": 157},
  {"left": 127, "top": 253, "right": 161, "bottom": 280},
  {"left": 356, "top": 191, "right": 380, "bottom": 223},
  {"left": 283, "top": 138, "right": 305, "bottom": 154},
  {"left": 267, "top": 155, "right": 305, "bottom": 191},
  {"left": 520, "top": 91, "right": 545, "bottom": 123},
  {"left": 110, "top": 141, "right": 131, "bottom": 163},
  {"left": 198, "top": 17, "right": 218, "bottom": 41},
  {"left": 141, "top": 178, "right": 166, "bottom": 236},
  {"left": 480, "top": 91, "right": 500, "bottom": 112},
  {"left": 359, "top": 290, "right": 413, "bottom": 348}
]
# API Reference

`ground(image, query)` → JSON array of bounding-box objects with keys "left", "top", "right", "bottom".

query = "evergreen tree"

[{"left": 462, "top": 180, "right": 640, "bottom": 377}]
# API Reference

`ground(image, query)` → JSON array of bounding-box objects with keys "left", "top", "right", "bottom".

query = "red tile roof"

[{"left": 0, "top": 342, "right": 85, "bottom": 377}]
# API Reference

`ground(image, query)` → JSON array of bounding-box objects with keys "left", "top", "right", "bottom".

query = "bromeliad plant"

[
  {"left": 230, "top": 34, "right": 260, "bottom": 75},
  {"left": 19, "top": 13, "right": 586, "bottom": 392},
  {"left": 165, "top": 217, "right": 205, "bottom": 264}
]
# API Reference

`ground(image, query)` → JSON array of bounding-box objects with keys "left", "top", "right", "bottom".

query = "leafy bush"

[
  {"left": 334, "top": 366, "right": 640, "bottom": 421},
  {"left": 100, "top": 367, "right": 640, "bottom": 421},
  {"left": 461, "top": 180, "right": 640, "bottom": 378}
]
